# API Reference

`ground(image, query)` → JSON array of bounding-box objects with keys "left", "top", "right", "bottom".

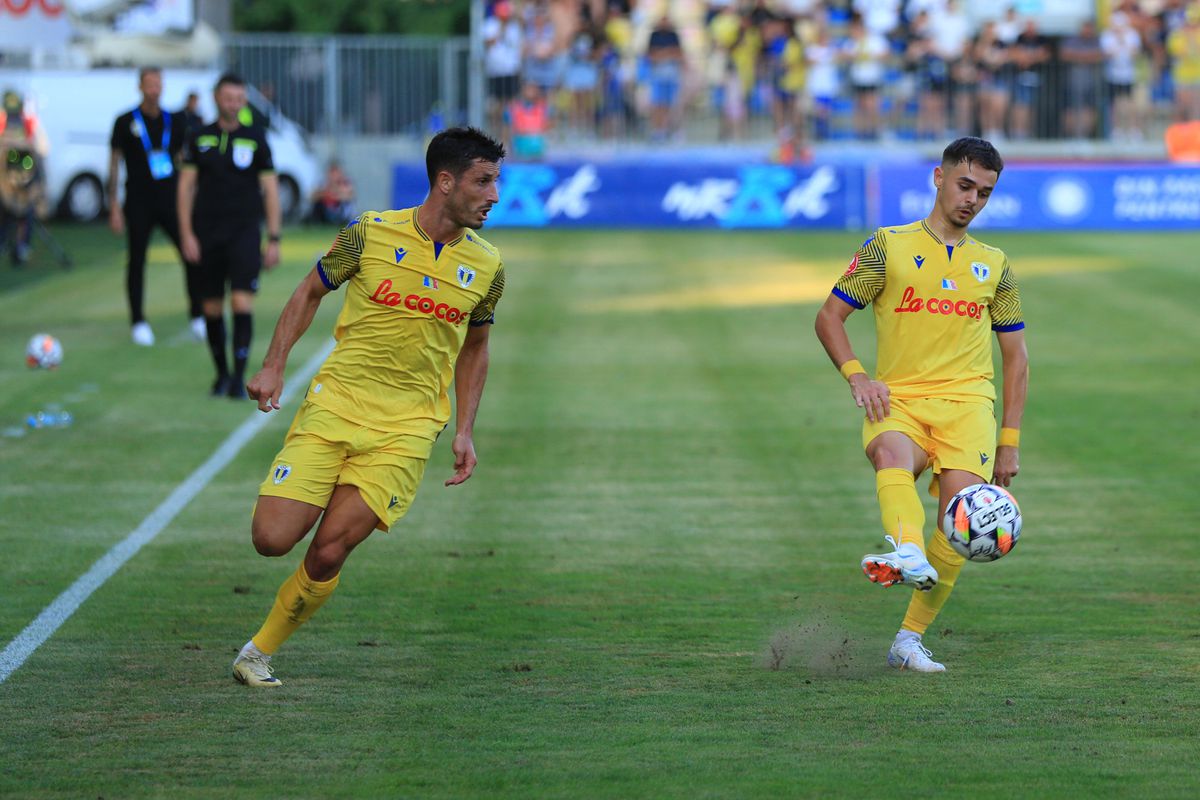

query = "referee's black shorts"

[{"left": 196, "top": 221, "right": 262, "bottom": 298}]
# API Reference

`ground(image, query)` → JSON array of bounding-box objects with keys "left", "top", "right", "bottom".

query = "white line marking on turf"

[{"left": 0, "top": 341, "right": 334, "bottom": 685}]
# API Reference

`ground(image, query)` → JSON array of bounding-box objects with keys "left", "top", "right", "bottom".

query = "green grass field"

[{"left": 1, "top": 223, "right": 1198, "bottom": 798}]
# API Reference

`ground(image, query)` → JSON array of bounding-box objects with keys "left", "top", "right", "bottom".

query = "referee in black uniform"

[
  {"left": 108, "top": 67, "right": 204, "bottom": 346},
  {"left": 178, "top": 73, "right": 282, "bottom": 400}
]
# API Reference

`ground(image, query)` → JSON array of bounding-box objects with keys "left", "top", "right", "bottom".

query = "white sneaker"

[
  {"left": 190, "top": 316, "right": 207, "bottom": 342},
  {"left": 131, "top": 321, "right": 155, "bottom": 347},
  {"left": 861, "top": 535, "right": 938, "bottom": 591},
  {"left": 232, "top": 641, "right": 282, "bottom": 687},
  {"left": 888, "top": 636, "right": 946, "bottom": 672}
]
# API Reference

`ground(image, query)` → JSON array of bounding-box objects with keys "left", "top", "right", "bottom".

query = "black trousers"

[{"left": 125, "top": 193, "right": 202, "bottom": 324}]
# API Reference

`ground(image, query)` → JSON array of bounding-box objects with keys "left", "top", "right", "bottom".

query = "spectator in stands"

[
  {"left": 995, "top": 7, "right": 1022, "bottom": 46},
  {"left": 1102, "top": 11, "right": 1146, "bottom": 140},
  {"left": 844, "top": 12, "right": 890, "bottom": 139},
  {"left": 1009, "top": 19, "right": 1050, "bottom": 140},
  {"left": 564, "top": 28, "right": 600, "bottom": 134},
  {"left": 975, "top": 20, "right": 1011, "bottom": 141},
  {"left": 1167, "top": 5, "right": 1200, "bottom": 121},
  {"left": 646, "top": 14, "right": 685, "bottom": 141},
  {"left": 484, "top": 0, "right": 524, "bottom": 139},
  {"left": 929, "top": 0, "right": 972, "bottom": 135},
  {"left": 764, "top": 14, "right": 808, "bottom": 160},
  {"left": 524, "top": 3, "right": 564, "bottom": 95},
  {"left": 1061, "top": 20, "right": 1106, "bottom": 138},
  {"left": 806, "top": 22, "right": 842, "bottom": 140},
  {"left": 509, "top": 81, "right": 551, "bottom": 160},
  {"left": 309, "top": 161, "right": 355, "bottom": 225},
  {"left": 854, "top": 0, "right": 901, "bottom": 39},
  {"left": 906, "top": 10, "right": 948, "bottom": 140}
]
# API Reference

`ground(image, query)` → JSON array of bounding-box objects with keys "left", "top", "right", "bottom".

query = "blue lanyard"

[{"left": 132, "top": 108, "right": 170, "bottom": 152}]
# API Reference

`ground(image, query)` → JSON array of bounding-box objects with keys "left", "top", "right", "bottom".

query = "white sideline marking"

[{"left": 0, "top": 341, "right": 334, "bottom": 684}]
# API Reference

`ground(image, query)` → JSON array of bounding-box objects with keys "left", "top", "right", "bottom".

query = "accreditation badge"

[{"left": 147, "top": 149, "right": 174, "bottom": 180}]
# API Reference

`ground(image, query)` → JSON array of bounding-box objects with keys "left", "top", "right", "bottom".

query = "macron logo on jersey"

[
  {"left": 395, "top": 247, "right": 407, "bottom": 263},
  {"left": 914, "top": 255, "right": 925, "bottom": 269},
  {"left": 980, "top": 452, "right": 989, "bottom": 465}
]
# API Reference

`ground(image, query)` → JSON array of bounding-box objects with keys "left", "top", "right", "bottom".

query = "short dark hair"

[
  {"left": 215, "top": 73, "right": 246, "bottom": 92},
  {"left": 138, "top": 67, "right": 162, "bottom": 82},
  {"left": 942, "top": 136, "right": 1004, "bottom": 175},
  {"left": 425, "top": 127, "right": 506, "bottom": 186}
]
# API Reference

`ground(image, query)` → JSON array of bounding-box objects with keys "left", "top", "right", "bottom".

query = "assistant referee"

[{"left": 178, "top": 73, "right": 282, "bottom": 400}]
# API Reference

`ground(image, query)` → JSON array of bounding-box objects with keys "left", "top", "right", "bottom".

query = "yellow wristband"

[
  {"left": 839, "top": 359, "right": 866, "bottom": 380},
  {"left": 998, "top": 427, "right": 1020, "bottom": 448}
]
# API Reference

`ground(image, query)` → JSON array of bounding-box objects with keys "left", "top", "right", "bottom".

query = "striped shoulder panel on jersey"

[
  {"left": 469, "top": 265, "right": 506, "bottom": 326},
  {"left": 317, "top": 213, "right": 371, "bottom": 289}
]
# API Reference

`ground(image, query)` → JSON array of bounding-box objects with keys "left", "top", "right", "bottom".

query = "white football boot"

[
  {"left": 861, "top": 535, "right": 938, "bottom": 591},
  {"left": 232, "top": 641, "right": 282, "bottom": 687},
  {"left": 888, "top": 634, "right": 946, "bottom": 672},
  {"left": 131, "top": 321, "right": 155, "bottom": 347}
]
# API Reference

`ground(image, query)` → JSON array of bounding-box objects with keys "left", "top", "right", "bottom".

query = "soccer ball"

[
  {"left": 25, "top": 333, "right": 63, "bottom": 369},
  {"left": 942, "top": 483, "right": 1022, "bottom": 562}
]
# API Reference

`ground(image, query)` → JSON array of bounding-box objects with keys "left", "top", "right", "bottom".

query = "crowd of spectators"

[{"left": 483, "top": 0, "right": 1200, "bottom": 158}]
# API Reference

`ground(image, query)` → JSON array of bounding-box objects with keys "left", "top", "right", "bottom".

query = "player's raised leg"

[
  {"left": 860, "top": 430, "right": 938, "bottom": 590},
  {"left": 233, "top": 487, "right": 379, "bottom": 687}
]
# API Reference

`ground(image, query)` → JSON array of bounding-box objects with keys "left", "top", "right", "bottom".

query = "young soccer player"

[
  {"left": 230, "top": 127, "right": 506, "bottom": 686},
  {"left": 814, "top": 137, "right": 1029, "bottom": 672}
]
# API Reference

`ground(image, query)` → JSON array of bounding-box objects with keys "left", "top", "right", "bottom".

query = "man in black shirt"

[
  {"left": 178, "top": 73, "right": 282, "bottom": 400},
  {"left": 109, "top": 67, "right": 204, "bottom": 346}
]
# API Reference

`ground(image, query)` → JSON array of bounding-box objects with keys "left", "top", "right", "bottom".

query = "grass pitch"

[{"left": 1, "top": 223, "right": 1198, "bottom": 798}]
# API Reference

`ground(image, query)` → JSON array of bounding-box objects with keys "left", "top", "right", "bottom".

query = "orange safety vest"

[
  {"left": 0, "top": 109, "right": 37, "bottom": 140},
  {"left": 1165, "top": 121, "right": 1200, "bottom": 162},
  {"left": 509, "top": 100, "right": 547, "bottom": 135}
]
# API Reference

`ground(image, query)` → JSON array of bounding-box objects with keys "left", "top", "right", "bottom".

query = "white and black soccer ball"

[
  {"left": 942, "top": 483, "right": 1022, "bottom": 562},
  {"left": 25, "top": 333, "right": 63, "bottom": 369}
]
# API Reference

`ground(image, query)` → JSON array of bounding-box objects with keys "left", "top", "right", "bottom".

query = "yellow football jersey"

[
  {"left": 832, "top": 220, "right": 1023, "bottom": 402},
  {"left": 307, "top": 208, "right": 504, "bottom": 442}
]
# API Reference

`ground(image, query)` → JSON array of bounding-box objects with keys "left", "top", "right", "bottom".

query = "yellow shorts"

[
  {"left": 862, "top": 396, "right": 996, "bottom": 495},
  {"left": 258, "top": 401, "right": 431, "bottom": 531}
]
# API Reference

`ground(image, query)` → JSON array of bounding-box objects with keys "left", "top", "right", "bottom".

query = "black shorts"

[
  {"left": 488, "top": 75, "right": 520, "bottom": 102},
  {"left": 196, "top": 221, "right": 262, "bottom": 297},
  {"left": 1109, "top": 82, "right": 1134, "bottom": 98}
]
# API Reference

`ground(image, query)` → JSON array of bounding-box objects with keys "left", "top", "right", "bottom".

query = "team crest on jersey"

[
  {"left": 233, "top": 144, "right": 254, "bottom": 169},
  {"left": 971, "top": 262, "right": 990, "bottom": 282},
  {"left": 272, "top": 464, "right": 291, "bottom": 484},
  {"left": 456, "top": 264, "right": 476, "bottom": 288}
]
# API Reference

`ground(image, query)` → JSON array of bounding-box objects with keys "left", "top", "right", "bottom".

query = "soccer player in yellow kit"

[
  {"left": 814, "top": 137, "right": 1029, "bottom": 672},
  {"left": 231, "top": 128, "right": 506, "bottom": 686}
]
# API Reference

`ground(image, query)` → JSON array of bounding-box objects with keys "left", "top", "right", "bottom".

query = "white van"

[{"left": 0, "top": 68, "right": 320, "bottom": 221}]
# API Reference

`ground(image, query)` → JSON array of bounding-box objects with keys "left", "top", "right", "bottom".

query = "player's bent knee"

[{"left": 251, "top": 496, "right": 322, "bottom": 557}]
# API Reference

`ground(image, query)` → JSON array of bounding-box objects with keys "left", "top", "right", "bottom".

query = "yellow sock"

[
  {"left": 251, "top": 562, "right": 340, "bottom": 655},
  {"left": 876, "top": 468, "right": 925, "bottom": 550},
  {"left": 901, "top": 530, "right": 966, "bottom": 635}
]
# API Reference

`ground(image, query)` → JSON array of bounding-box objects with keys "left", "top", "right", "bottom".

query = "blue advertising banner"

[
  {"left": 392, "top": 162, "right": 865, "bottom": 229},
  {"left": 874, "top": 163, "right": 1200, "bottom": 230}
]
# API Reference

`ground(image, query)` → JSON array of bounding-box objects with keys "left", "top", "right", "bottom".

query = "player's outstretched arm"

[
  {"left": 248, "top": 267, "right": 331, "bottom": 413},
  {"left": 446, "top": 324, "right": 491, "bottom": 486},
  {"left": 814, "top": 294, "right": 890, "bottom": 422},
  {"left": 994, "top": 329, "right": 1029, "bottom": 487}
]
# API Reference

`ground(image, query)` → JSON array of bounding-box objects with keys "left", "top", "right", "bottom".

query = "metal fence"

[
  {"left": 222, "top": 34, "right": 472, "bottom": 139},
  {"left": 220, "top": 33, "right": 1173, "bottom": 151}
]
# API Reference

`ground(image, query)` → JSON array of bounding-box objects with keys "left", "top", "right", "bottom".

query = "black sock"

[
  {"left": 206, "top": 315, "right": 229, "bottom": 377},
  {"left": 232, "top": 312, "right": 253, "bottom": 380}
]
